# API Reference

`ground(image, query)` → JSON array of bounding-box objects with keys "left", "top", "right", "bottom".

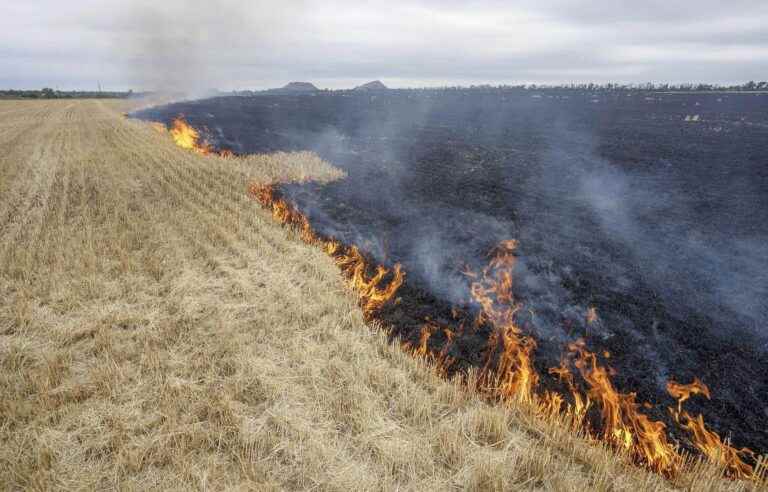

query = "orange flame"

[
  {"left": 400, "top": 319, "right": 456, "bottom": 376},
  {"left": 667, "top": 378, "right": 710, "bottom": 414},
  {"left": 667, "top": 379, "right": 756, "bottom": 478},
  {"left": 569, "top": 340, "right": 679, "bottom": 473},
  {"left": 540, "top": 390, "right": 566, "bottom": 419},
  {"left": 549, "top": 359, "right": 591, "bottom": 421},
  {"left": 404, "top": 321, "right": 436, "bottom": 358},
  {"left": 169, "top": 117, "right": 212, "bottom": 154},
  {"left": 249, "top": 183, "right": 403, "bottom": 319},
  {"left": 153, "top": 117, "right": 228, "bottom": 156},
  {"left": 466, "top": 240, "right": 539, "bottom": 405}
]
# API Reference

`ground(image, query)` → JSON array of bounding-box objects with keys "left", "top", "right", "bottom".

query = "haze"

[{"left": 2, "top": 0, "right": 767, "bottom": 91}]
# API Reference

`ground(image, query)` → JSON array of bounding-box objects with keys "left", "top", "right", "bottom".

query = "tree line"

[
  {"left": 391, "top": 81, "right": 768, "bottom": 92},
  {"left": 0, "top": 88, "right": 137, "bottom": 99}
]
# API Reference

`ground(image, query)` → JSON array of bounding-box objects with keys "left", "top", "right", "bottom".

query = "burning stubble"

[{"left": 141, "top": 91, "right": 768, "bottom": 484}]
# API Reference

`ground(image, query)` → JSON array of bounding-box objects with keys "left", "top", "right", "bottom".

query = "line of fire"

[{"left": 153, "top": 116, "right": 767, "bottom": 485}]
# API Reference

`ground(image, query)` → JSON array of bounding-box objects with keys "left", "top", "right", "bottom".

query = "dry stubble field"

[{"left": 0, "top": 99, "right": 754, "bottom": 491}]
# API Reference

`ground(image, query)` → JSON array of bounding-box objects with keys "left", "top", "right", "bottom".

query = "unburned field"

[{"left": 0, "top": 99, "right": 761, "bottom": 490}]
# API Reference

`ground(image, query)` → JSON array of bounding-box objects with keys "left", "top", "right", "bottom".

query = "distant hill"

[
  {"left": 354, "top": 80, "right": 388, "bottom": 91},
  {"left": 278, "top": 82, "right": 319, "bottom": 93}
]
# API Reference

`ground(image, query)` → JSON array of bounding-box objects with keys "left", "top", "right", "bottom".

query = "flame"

[
  {"left": 249, "top": 183, "right": 403, "bottom": 319},
  {"left": 569, "top": 340, "right": 679, "bottom": 473},
  {"left": 249, "top": 181, "right": 763, "bottom": 482},
  {"left": 455, "top": 240, "right": 755, "bottom": 479},
  {"left": 404, "top": 321, "right": 436, "bottom": 358},
  {"left": 667, "top": 378, "right": 710, "bottom": 414},
  {"left": 401, "top": 319, "right": 456, "bottom": 376},
  {"left": 431, "top": 239, "right": 678, "bottom": 474},
  {"left": 540, "top": 390, "right": 566, "bottom": 419},
  {"left": 169, "top": 117, "right": 212, "bottom": 154},
  {"left": 342, "top": 247, "right": 404, "bottom": 316},
  {"left": 549, "top": 359, "right": 591, "bottom": 421},
  {"left": 667, "top": 379, "right": 756, "bottom": 478},
  {"left": 152, "top": 117, "right": 232, "bottom": 156},
  {"left": 466, "top": 240, "right": 539, "bottom": 405}
]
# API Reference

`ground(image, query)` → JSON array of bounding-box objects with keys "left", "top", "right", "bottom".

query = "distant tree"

[{"left": 41, "top": 87, "right": 55, "bottom": 98}]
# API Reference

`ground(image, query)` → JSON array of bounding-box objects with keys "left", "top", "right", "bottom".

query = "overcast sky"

[{"left": 2, "top": 0, "right": 767, "bottom": 91}]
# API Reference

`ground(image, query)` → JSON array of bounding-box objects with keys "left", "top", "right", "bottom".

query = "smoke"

[
  {"left": 121, "top": 0, "right": 299, "bottom": 96},
  {"left": 538, "top": 125, "right": 768, "bottom": 345},
  {"left": 351, "top": 93, "right": 767, "bottom": 352}
]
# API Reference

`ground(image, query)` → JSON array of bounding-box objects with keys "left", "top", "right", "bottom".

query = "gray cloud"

[{"left": 1, "top": 0, "right": 767, "bottom": 90}]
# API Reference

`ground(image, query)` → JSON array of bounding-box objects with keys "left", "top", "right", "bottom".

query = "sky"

[{"left": 1, "top": 0, "right": 767, "bottom": 91}]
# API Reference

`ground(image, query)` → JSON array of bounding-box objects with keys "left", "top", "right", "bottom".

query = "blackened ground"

[{"left": 133, "top": 89, "right": 768, "bottom": 455}]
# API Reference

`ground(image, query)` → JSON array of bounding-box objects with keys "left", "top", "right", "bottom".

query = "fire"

[
  {"left": 569, "top": 340, "right": 679, "bottom": 473},
  {"left": 667, "top": 378, "right": 710, "bottom": 414},
  {"left": 667, "top": 379, "right": 756, "bottom": 479},
  {"left": 249, "top": 183, "right": 403, "bottom": 320},
  {"left": 549, "top": 359, "right": 591, "bottom": 421},
  {"left": 466, "top": 240, "right": 538, "bottom": 406},
  {"left": 405, "top": 321, "right": 436, "bottom": 358},
  {"left": 431, "top": 235, "right": 680, "bottom": 473},
  {"left": 460, "top": 239, "right": 677, "bottom": 478},
  {"left": 152, "top": 117, "right": 236, "bottom": 156},
  {"left": 169, "top": 117, "right": 212, "bottom": 154},
  {"left": 341, "top": 247, "right": 404, "bottom": 316},
  {"left": 249, "top": 181, "right": 764, "bottom": 483}
]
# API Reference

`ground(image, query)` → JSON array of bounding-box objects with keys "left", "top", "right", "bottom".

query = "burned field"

[{"left": 134, "top": 90, "right": 768, "bottom": 471}]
